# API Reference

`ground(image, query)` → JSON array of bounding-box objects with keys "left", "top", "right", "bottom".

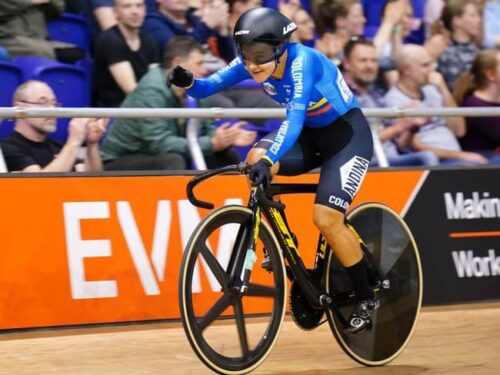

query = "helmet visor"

[{"left": 239, "top": 42, "right": 277, "bottom": 65}]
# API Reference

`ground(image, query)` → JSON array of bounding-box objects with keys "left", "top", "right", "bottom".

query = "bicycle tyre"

[
  {"left": 179, "top": 205, "right": 287, "bottom": 374},
  {"left": 325, "top": 202, "right": 423, "bottom": 366}
]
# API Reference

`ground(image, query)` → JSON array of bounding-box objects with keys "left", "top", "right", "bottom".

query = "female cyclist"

[{"left": 168, "top": 7, "right": 378, "bottom": 334}]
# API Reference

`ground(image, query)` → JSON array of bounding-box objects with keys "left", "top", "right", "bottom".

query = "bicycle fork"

[{"left": 240, "top": 206, "right": 260, "bottom": 294}]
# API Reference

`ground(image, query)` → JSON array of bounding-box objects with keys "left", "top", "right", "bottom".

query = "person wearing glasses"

[
  {"left": 384, "top": 44, "right": 488, "bottom": 165},
  {"left": 342, "top": 37, "right": 439, "bottom": 167},
  {"left": 168, "top": 7, "right": 378, "bottom": 335},
  {"left": 0, "top": 80, "right": 107, "bottom": 172}
]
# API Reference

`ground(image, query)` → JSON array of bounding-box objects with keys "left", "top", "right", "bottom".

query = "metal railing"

[
  {"left": 1, "top": 106, "right": 500, "bottom": 119},
  {"left": 1, "top": 106, "right": 499, "bottom": 171}
]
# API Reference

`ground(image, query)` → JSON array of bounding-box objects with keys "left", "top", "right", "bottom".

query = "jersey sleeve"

[
  {"left": 264, "top": 51, "right": 318, "bottom": 164},
  {"left": 186, "top": 57, "right": 251, "bottom": 98}
]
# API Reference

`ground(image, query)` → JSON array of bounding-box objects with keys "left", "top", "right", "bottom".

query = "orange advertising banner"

[{"left": 0, "top": 170, "right": 424, "bottom": 330}]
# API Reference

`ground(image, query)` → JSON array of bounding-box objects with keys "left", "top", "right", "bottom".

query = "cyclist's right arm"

[{"left": 186, "top": 57, "right": 251, "bottom": 98}]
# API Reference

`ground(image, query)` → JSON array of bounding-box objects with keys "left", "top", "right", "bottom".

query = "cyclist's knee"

[{"left": 313, "top": 204, "right": 345, "bottom": 235}]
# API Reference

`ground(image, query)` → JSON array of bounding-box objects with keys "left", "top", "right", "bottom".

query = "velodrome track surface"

[{"left": 1, "top": 302, "right": 499, "bottom": 374}]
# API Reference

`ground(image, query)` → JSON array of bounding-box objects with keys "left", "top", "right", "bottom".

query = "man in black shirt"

[
  {"left": 1, "top": 80, "right": 107, "bottom": 172},
  {"left": 93, "top": 0, "right": 159, "bottom": 107}
]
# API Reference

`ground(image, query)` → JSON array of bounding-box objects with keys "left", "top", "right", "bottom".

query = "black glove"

[
  {"left": 249, "top": 159, "right": 272, "bottom": 187},
  {"left": 166, "top": 65, "right": 194, "bottom": 88}
]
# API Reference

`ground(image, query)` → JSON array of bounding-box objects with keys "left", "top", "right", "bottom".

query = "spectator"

[
  {"left": 437, "top": 0, "right": 482, "bottom": 89},
  {"left": 453, "top": 49, "right": 500, "bottom": 162},
  {"left": 483, "top": 0, "right": 500, "bottom": 49},
  {"left": 0, "top": 80, "right": 107, "bottom": 172},
  {"left": 91, "top": 0, "right": 118, "bottom": 31},
  {"left": 424, "top": 0, "right": 445, "bottom": 37},
  {"left": 142, "top": 0, "right": 234, "bottom": 63},
  {"left": 385, "top": 44, "right": 488, "bottom": 166},
  {"left": 313, "top": 0, "right": 366, "bottom": 64},
  {"left": 202, "top": 0, "right": 281, "bottom": 124},
  {"left": 0, "top": 0, "right": 85, "bottom": 62},
  {"left": 100, "top": 36, "right": 256, "bottom": 171},
  {"left": 342, "top": 38, "right": 439, "bottom": 167},
  {"left": 228, "top": 0, "right": 261, "bottom": 32},
  {"left": 278, "top": 0, "right": 316, "bottom": 47},
  {"left": 374, "top": 0, "right": 415, "bottom": 69},
  {"left": 93, "top": 0, "right": 160, "bottom": 107},
  {"left": 88, "top": 0, "right": 156, "bottom": 32}
]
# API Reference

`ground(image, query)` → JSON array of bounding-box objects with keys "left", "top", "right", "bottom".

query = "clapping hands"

[{"left": 211, "top": 121, "right": 257, "bottom": 151}]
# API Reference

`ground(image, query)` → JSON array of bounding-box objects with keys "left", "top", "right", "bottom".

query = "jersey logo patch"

[
  {"left": 263, "top": 82, "right": 277, "bottom": 96},
  {"left": 336, "top": 74, "right": 353, "bottom": 103}
]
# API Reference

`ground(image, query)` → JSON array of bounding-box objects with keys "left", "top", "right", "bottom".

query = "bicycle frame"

[
  {"left": 186, "top": 163, "right": 377, "bottom": 313},
  {"left": 257, "top": 183, "right": 330, "bottom": 310}
]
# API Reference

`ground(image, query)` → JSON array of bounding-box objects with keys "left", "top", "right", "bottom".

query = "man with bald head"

[
  {"left": 0, "top": 80, "right": 107, "bottom": 172},
  {"left": 384, "top": 44, "right": 488, "bottom": 165}
]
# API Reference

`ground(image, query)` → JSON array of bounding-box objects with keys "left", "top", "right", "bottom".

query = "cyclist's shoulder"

[{"left": 285, "top": 43, "right": 333, "bottom": 75}]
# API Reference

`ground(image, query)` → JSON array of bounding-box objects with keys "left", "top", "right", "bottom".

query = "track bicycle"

[{"left": 179, "top": 162, "right": 423, "bottom": 374}]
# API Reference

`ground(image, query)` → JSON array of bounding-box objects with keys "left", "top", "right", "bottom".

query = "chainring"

[{"left": 289, "top": 278, "right": 324, "bottom": 331}]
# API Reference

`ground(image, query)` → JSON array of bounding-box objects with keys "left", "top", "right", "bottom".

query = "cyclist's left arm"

[
  {"left": 187, "top": 57, "right": 251, "bottom": 98},
  {"left": 263, "top": 52, "right": 318, "bottom": 165}
]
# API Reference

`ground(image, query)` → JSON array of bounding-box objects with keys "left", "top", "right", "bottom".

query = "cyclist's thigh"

[
  {"left": 252, "top": 130, "right": 321, "bottom": 175},
  {"left": 315, "top": 109, "right": 373, "bottom": 213}
]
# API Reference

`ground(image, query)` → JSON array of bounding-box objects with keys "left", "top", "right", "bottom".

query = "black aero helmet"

[{"left": 234, "top": 7, "right": 297, "bottom": 64}]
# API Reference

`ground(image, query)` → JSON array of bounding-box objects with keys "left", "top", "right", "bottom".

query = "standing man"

[
  {"left": 100, "top": 36, "right": 255, "bottom": 171},
  {"left": 93, "top": 0, "right": 159, "bottom": 107},
  {"left": 1, "top": 80, "right": 107, "bottom": 172}
]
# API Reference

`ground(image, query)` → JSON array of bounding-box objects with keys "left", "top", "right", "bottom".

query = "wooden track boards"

[{"left": 1, "top": 303, "right": 499, "bottom": 374}]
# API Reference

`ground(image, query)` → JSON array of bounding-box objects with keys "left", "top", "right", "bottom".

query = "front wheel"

[
  {"left": 179, "top": 205, "right": 287, "bottom": 374},
  {"left": 325, "top": 202, "right": 423, "bottom": 366}
]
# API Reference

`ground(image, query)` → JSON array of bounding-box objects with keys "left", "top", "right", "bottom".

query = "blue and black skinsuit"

[{"left": 187, "top": 42, "right": 373, "bottom": 213}]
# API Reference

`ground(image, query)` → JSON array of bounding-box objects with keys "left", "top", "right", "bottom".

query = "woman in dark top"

[{"left": 454, "top": 49, "right": 500, "bottom": 163}]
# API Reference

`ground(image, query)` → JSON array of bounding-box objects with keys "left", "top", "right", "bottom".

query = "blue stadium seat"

[
  {"left": 0, "top": 61, "right": 24, "bottom": 107},
  {"left": 47, "top": 13, "right": 91, "bottom": 54},
  {"left": 34, "top": 64, "right": 91, "bottom": 142},
  {"left": 12, "top": 56, "right": 60, "bottom": 80},
  {"left": 76, "top": 58, "right": 94, "bottom": 80},
  {"left": 361, "top": 0, "right": 425, "bottom": 44},
  {"left": 12, "top": 56, "right": 91, "bottom": 141},
  {"left": 0, "top": 62, "right": 24, "bottom": 140}
]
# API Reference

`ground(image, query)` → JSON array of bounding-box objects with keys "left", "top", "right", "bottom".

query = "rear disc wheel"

[{"left": 326, "top": 202, "right": 423, "bottom": 366}]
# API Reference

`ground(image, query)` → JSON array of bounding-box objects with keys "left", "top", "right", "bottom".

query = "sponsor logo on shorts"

[
  {"left": 328, "top": 195, "right": 349, "bottom": 210},
  {"left": 340, "top": 156, "right": 370, "bottom": 199}
]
